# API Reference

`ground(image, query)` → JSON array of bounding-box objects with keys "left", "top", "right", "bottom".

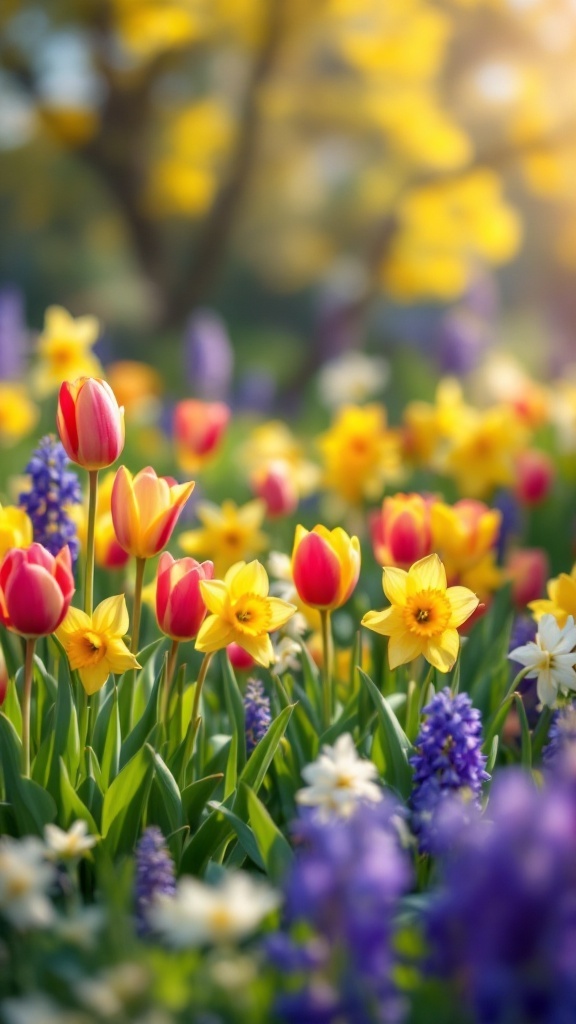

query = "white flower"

[
  {"left": 0, "top": 836, "right": 55, "bottom": 929},
  {"left": 273, "top": 636, "right": 302, "bottom": 675},
  {"left": 44, "top": 820, "right": 97, "bottom": 860},
  {"left": 509, "top": 613, "right": 576, "bottom": 707},
  {"left": 76, "top": 963, "right": 150, "bottom": 1017},
  {"left": 317, "top": 352, "right": 390, "bottom": 408},
  {"left": 296, "top": 733, "right": 382, "bottom": 818},
  {"left": 1, "top": 995, "right": 90, "bottom": 1024},
  {"left": 149, "top": 872, "right": 280, "bottom": 947}
]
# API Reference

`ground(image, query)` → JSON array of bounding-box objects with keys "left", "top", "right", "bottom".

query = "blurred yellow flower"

[
  {"left": 113, "top": 0, "right": 205, "bottom": 58},
  {"left": 0, "top": 504, "right": 33, "bottom": 559},
  {"left": 0, "top": 384, "right": 39, "bottom": 446},
  {"left": 179, "top": 499, "right": 269, "bottom": 577},
  {"left": 104, "top": 361, "right": 163, "bottom": 423},
  {"left": 32, "top": 306, "right": 102, "bottom": 397},
  {"left": 318, "top": 403, "right": 401, "bottom": 506},
  {"left": 242, "top": 421, "right": 320, "bottom": 498},
  {"left": 529, "top": 564, "right": 576, "bottom": 629},
  {"left": 402, "top": 378, "right": 473, "bottom": 468},
  {"left": 446, "top": 405, "right": 529, "bottom": 499},
  {"left": 431, "top": 499, "right": 503, "bottom": 600}
]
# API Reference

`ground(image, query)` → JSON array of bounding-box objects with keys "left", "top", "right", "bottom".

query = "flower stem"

[
  {"left": 84, "top": 469, "right": 99, "bottom": 617},
  {"left": 130, "top": 557, "right": 147, "bottom": 655},
  {"left": 160, "top": 639, "right": 180, "bottom": 728},
  {"left": 182, "top": 651, "right": 214, "bottom": 781},
  {"left": 21, "top": 638, "right": 36, "bottom": 777},
  {"left": 320, "top": 608, "right": 333, "bottom": 730}
]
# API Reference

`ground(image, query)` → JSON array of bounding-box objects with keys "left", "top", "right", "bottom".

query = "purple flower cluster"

[
  {"left": 244, "top": 678, "right": 271, "bottom": 756},
  {"left": 270, "top": 800, "right": 411, "bottom": 1023},
  {"left": 543, "top": 702, "right": 576, "bottom": 770},
  {"left": 18, "top": 435, "right": 82, "bottom": 565},
  {"left": 426, "top": 768, "right": 576, "bottom": 1024},
  {"left": 134, "top": 826, "right": 176, "bottom": 937},
  {"left": 410, "top": 688, "right": 489, "bottom": 853}
]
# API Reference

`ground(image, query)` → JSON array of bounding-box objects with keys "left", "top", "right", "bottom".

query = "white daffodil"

[
  {"left": 509, "top": 613, "right": 576, "bottom": 707},
  {"left": 296, "top": 733, "right": 382, "bottom": 818},
  {"left": 149, "top": 872, "right": 280, "bottom": 948},
  {"left": 273, "top": 636, "right": 302, "bottom": 675},
  {"left": 317, "top": 351, "right": 390, "bottom": 408},
  {"left": 44, "top": 820, "right": 98, "bottom": 860},
  {"left": 0, "top": 836, "right": 55, "bottom": 929},
  {"left": 1, "top": 995, "right": 91, "bottom": 1024}
]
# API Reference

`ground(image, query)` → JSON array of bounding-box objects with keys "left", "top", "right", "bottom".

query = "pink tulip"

[
  {"left": 227, "top": 642, "right": 257, "bottom": 671},
  {"left": 0, "top": 543, "right": 75, "bottom": 638},
  {"left": 173, "top": 399, "right": 230, "bottom": 471},
  {"left": 111, "top": 466, "right": 195, "bottom": 560},
  {"left": 156, "top": 552, "right": 214, "bottom": 641},
  {"left": 514, "top": 450, "right": 554, "bottom": 505},
  {"left": 251, "top": 460, "right": 298, "bottom": 518},
  {"left": 507, "top": 548, "right": 550, "bottom": 608},
  {"left": 57, "top": 377, "right": 125, "bottom": 470}
]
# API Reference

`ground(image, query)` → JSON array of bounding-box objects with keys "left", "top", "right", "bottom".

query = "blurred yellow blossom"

[
  {"left": 0, "top": 504, "right": 33, "bottom": 559},
  {"left": 445, "top": 405, "right": 529, "bottom": 499},
  {"left": 0, "top": 384, "right": 39, "bottom": 446},
  {"left": 32, "top": 306, "right": 102, "bottom": 397},
  {"left": 529, "top": 564, "right": 576, "bottom": 629},
  {"left": 113, "top": 0, "right": 206, "bottom": 58},
  {"left": 241, "top": 421, "right": 320, "bottom": 499},
  {"left": 104, "top": 361, "right": 163, "bottom": 424},
  {"left": 179, "top": 499, "right": 269, "bottom": 576},
  {"left": 318, "top": 403, "right": 402, "bottom": 506},
  {"left": 402, "top": 379, "right": 473, "bottom": 469},
  {"left": 431, "top": 499, "right": 503, "bottom": 600}
]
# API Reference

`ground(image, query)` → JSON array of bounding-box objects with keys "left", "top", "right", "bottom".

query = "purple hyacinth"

[
  {"left": 270, "top": 800, "right": 411, "bottom": 1023},
  {"left": 426, "top": 767, "right": 576, "bottom": 1024},
  {"left": 543, "top": 702, "right": 576, "bottom": 770},
  {"left": 244, "top": 678, "right": 271, "bottom": 756},
  {"left": 19, "top": 435, "right": 82, "bottom": 566},
  {"left": 134, "top": 827, "right": 176, "bottom": 937},
  {"left": 0, "top": 285, "right": 27, "bottom": 380},
  {"left": 410, "top": 688, "right": 490, "bottom": 854},
  {"left": 436, "top": 308, "right": 491, "bottom": 376},
  {"left": 184, "top": 309, "right": 234, "bottom": 401}
]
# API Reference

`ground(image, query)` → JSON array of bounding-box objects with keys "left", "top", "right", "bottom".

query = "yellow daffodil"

[
  {"left": 0, "top": 504, "right": 33, "bottom": 559},
  {"left": 195, "top": 560, "right": 296, "bottom": 667},
  {"left": 445, "top": 405, "right": 529, "bottom": 499},
  {"left": 317, "top": 403, "right": 401, "bottom": 506},
  {"left": 0, "top": 384, "right": 39, "bottom": 447},
  {"left": 430, "top": 498, "right": 503, "bottom": 600},
  {"left": 529, "top": 564, "right": 576, "bottom": 628},
  {"left": 241, "top": 421, "right": 320, "bottom": 499},
  {"left": 32, "top": 306, "right": 102, "bottom": 397},
  {"left": 361, "top": 553, "right": 479, "bottom": 673},
  {"left": 179, "top": 499, "right": 269, "bottom": 577},
  {"left": 56, "top": 595, "right": 141, "bottom": 695}
]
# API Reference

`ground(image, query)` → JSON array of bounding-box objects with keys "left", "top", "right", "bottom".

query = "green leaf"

[
  {"left": 146, "top": 745, "right": 184, "bottom": 835},
  {"left": 513, "top": 694, "right": 532, "bottom": 768},
  {"left": 181, "top": 774, "right": 224, "bottom": 832},
  {"left": 0, "top": 714, "right": 57, "bottom": 835},
  {"left": 100, "top": 688, "right": 121, "bottom": 789},
  {"left": 100, "top": 747, "right": 153, "bottom": 857},
  {"left": 359, "top": 669, "right": 413, "bottom": 799},
  {"left": 240, "top": 704, "right": 295, "bottom": 792},
  {"left": 119, "top": 661, "right": 164, "bottom": 769},
  {"left": 245, "top": 784, "right": 293, "bottom": 883},
  {"left": 58, "top": 759, "right": 98, "bottom": 834},
  {"left": 222, "top": 652, "right": 246, "bottom": 772},
  {"left": 47, "top": 672, "right": 80, "bottom": 794},
  {"left": 2, "top": 677, "right": 22, "bottom": 735},
  {"left": 206, "top": 800, "right": 265, "bottom": 871}
]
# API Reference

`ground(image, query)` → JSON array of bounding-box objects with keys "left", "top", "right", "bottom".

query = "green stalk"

[
  {"left": 160, "top": 639, "right": 180, "bottom": 728},
  {"left": 21, "top": 638, "right": 36, "bottom": 777},
  {"left": 181, "top": 651, "right": 214, "bottom": 779},
  {"left": 320, "top": 608, "right": 333, "bottom": 730},
  {"left": 84, "top": 469, "right": 99, "bottom": 616},
  {"left": 130, "top": 557, "right": 147, "bottom": 655}
]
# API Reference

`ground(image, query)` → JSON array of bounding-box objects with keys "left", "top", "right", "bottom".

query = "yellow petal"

[
  {"left": 382, "top": 566, "right": 409, "bottom": 606},
  {"left": 409, "top": 553, "right": 447, "bottom": 592},
  {"left": 388, "top": 630, "right": 424, "bottom": 670},
  {"left": 267, "top": 596, "right": 297, "bottom": 631},
  {"left": 447, "top": 586, "right": 480, "bottom": 628},
  {"left": 78, "top": 661, "right": 111, "bottom": 696},
  {"left": 195, "top": 614, "right": 235, "bottom": 653},
  {"left": 361, "top": 605, "right": 405, "bottom": 637},
  {"left": 232, "top": 631, "right": 275, "bottom": 666},
  {"left": 104, "top": 638, "right": 141, "bottom": 674},
  {"left": 228, "top": 560, "right": 269, "bottom": 600},
  {"left": 199, "top": 579, "right": 229, "bottom": 616},
  {"left": 92, "top": 594, "right": 129, "bottom": 637},
  {"left": 424, "top": 629, "right": 460, "bottom": 673},
  {"left": 57, "top": 605, "right": 91, "bottom": 639}
]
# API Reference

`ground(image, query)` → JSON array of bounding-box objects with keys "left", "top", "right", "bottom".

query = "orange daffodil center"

[
  {"left": 195, "top": 560, "right": 296, "bottom": 666},
  {"left": 56, "top": 594, "right": 141, "bottom": 695},
  {"left": 361, "top": 553, "right": 479, "bottom": 673}
]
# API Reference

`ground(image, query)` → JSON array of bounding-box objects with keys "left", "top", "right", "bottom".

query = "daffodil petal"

[
  {"left": 57, "top": 605, "right": 92, "bottom": 638},
  {"left": 229, "top": 560, "right": 269, "bottom": 601},
  {"left": 92, "top": 594, "right": 129, "bottom": 637},
  {"left": 232, "top": 632, "right": 275, "bottom": 666},
  {"left": 199, "top": 579, "right": 229, "bottom": 616},
  {"left": 361, "top": 605, "right": 404, "bottom": 637},
  {"left": 425, "top": 629, "right": 460, "bottom": 673},
  {"left": 382, "top": 566, "right": 409, "bottom": 605},
  {"left": 409, "top": 553, "right": 447, "bottom": 593},
  {"left": 195, "top": 614, "right": 235, "bottom": 653},
  {"left": 388, "top": 630, "right": 423, "bottom": 669},
  {"left": 447, "top": 586, "right": 479, "bottom": 628},
  {"left": 267, "top": 596, "right": 297, "bottom": 631},
  {"left": 104, "top": 638, "right": 141, "bottom": 673},
  {"left": 78, "top": 662, "right": 111, "bottom": 696}
]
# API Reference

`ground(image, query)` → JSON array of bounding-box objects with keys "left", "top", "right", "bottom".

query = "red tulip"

[
  {"left": 156, "top": 552, "right": 214, "bottom": 641},
  {"left": 173, "top": 399, "right": 230, "bottom": 471},
  {"left": 370, "top": 493, "right": 434, "bottom": 569},
  {"left": 251, "top": 460, "right": 298, "bottom": 518},
  {"left": 57, "top": 377, "right": 125, "bottom": 470},
  {"left": 514, "top": 450, "right": 554, "bottom": 505},
  {"left": 507, "top": 547, "right": 550, "bottom": 608},
  {"left": 292, "top": 524, "right": 360, "bottom": 610},
  {"left": 0, "top": 543, "right": 75, "bottom": 638},
  {"left": 227, "top": 642, "right": 257, "bottom": 671}
]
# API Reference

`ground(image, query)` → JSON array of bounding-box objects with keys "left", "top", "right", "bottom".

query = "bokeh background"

[{"left": 2, "top": 0, "right": 576, "bottom": 407}]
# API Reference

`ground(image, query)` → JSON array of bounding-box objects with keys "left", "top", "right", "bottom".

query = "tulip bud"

[
  {"left": 0, "top": 543, "right": 75, "bottom": 638},
  {"left": 251, "top": 460, "right": 298, "bottom": 518},
  {"left": 292, "top": 524, "right": 360, "bottom": 611},
  {"left": 156, "top": 552, "right": 214, "bottom": 641},
  {"left": 227, "top": 642, "right": 257, "bottom": 672},
  {"left": 173, "top": 399, "right": 230, "bottom": 472},
  {"left": 506, "top": 548, "right": 550, "bottom": 609},
  {"left": 111, "top": 466, "right": 195, "bottom": 560},
  {"left": 514, "top": 450, "right": 554, "bottom": 505},
  {"left": 57, "top": 377, "right": 125, "bottom": 470},
  {"left": 370, "top": 493, "right": 434, "bottom": 569}
]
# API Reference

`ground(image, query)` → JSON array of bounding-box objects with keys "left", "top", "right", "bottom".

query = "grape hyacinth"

[
  {"left": 543, "top": 701, "right": 576, "bottom": 770},
  {"left": 426, "top": 767, "right": 576, "bottom": 1024},
  {"left": 134, "top": 827, "right": 176, "bottom": 937},
  {"left": 244, "top": 678, "right": 271, "bottom": 755},
  {"left": 270, "top": 800, "right": 411, "bottom": 1024},
  {"left": 18, "top": 435, "right": 82, "bottom": 565},
  {"left": 410, "top": 688, "right": 489, "bottom": 853}
]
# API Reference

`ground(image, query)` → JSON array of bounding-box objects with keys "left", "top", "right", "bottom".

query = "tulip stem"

[
  {"left": 320, "top": 609, "right": 333, "bottom": 730},
  {"left": 84, "top": 469, "right": 99, "bottom": 617},
  {"left": 130, "top": 557, "right": 147, "bottom": 655},
  {"left": 21, "top": 638, "right": 36, "bottom": 777},
  {"left": 183, "top": 651, "right": 214, "bottom": 780},
  {"left": 161, "top": 639, "right": 180, "bottom": 728}
]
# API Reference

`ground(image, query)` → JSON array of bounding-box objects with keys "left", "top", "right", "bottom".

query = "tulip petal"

[
  {"left": 112, "top": 467, "right": 140, "bottom": 554},
  {"left": 5, "top": 563, "right": 64, "bottom": 636}
]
